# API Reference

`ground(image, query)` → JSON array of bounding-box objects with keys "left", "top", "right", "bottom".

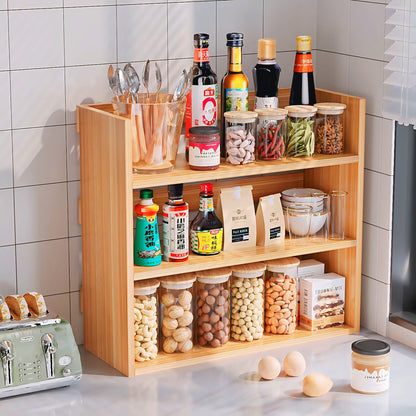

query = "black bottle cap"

[
  {"left": 189, "top": 126, "right": 220, "bottom": 136},
  {"left": 226, "top": 32, "right": 244, "bottom": 47},
  {"left": 168, "top": 184, "right": 183, "bottom": 200},
  {"left": 194, "top": 33, "right": 209, "bottom": 48},
  {"left": 351, "top": 339, "right": 390, "bottom": 356}
]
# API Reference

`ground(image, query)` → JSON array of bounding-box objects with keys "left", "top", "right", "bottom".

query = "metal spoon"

[
  {"left": 124, "top": 63, "right": 140, "bottom": 103},
  {"left": 117, "top": 68, "right": 130, "bottom": 102},
  {"left": 142, "top": 59, "right": 150, "bottom": 99},
  {"left": 108, "top": 64, "right": 120, "bottom": 101},
  {"left": 155, "top": 62, "right": 162, "bottom": 102},
  {"left": 173, "top": 70, "right": 188, "bottom": 102}
]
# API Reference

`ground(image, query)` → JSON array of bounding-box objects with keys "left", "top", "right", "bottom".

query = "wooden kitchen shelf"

[{"left": 77, "top": 88, "right": 365, "bottom": 376}]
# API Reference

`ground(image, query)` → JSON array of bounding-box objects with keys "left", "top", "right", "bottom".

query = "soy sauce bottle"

[{"left": 289, "top": 36, "right": 316, "bottom": 105}]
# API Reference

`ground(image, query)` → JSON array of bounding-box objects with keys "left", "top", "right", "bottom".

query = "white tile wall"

[
  {"left": 0, "top": 189, "right": 15, "bottom": 247},
  {"left": 0, "top": 72, "right": 11, "bottom": 130},
  {"left": 44, "top": 292, "right": 70, "bottom": 321},
  {"left": 0, "top": 11, "right": 9, "bottom": 70},
  {"left": 0, "top": 245, "right": 16, "bottom": 294},
  {"left": 316, "top": 51, "right": 349, "bottom": 94},
  {"left": 0, "top": 131, "right": 13, "bottom": 189}
]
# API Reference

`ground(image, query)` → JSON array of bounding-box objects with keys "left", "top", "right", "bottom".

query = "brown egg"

[
  {"left": 283, "top": 351, "right": 306, "bottom": 377},
  {"left": 302, "top": 373, "right": 333, "bottom": 397},
  {"left": 258, "top": 356, "right": 281, "bottom": 380}
]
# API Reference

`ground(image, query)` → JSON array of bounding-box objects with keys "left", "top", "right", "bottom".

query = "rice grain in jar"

[{"left": 189, "top": 126, "right": 220, "bottom": 171}]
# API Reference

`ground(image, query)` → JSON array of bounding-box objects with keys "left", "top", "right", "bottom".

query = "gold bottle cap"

[
  {"left": 258, "top": 38, "right": 276, "bottom": 60},
  {"left": 296, "top": 36, "right": 312, "bottom": 52}
]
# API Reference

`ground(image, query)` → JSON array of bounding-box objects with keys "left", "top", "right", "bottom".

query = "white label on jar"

[
  {"left": 162, "top": 205, "right": 189, "bottom": 261},
  {"left": 254, "top": 96, "right": 278, "bottom": 110},
  {"left": 189, "top": 141, "right": 220, "bottom": 167},
  {"left": 192, "top": 85, "right": 217, "bottom": 127},
  {"left": 351, "top": 367, "right": 389, "bottom": 393}
]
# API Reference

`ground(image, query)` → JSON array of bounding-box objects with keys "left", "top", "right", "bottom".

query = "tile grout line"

[{"left": 166, "top": 1, "right": 169, "bottom": 92}]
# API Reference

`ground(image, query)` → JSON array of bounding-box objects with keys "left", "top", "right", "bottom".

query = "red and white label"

[
  {"left": 194, "top": 48, "right": 209, "bottom": 63},
  {"left": 162, "top": 204, "right": 189, "bottom": 261},
  {"left": 189, "top": 141, "right": 220, "bottom": 167},
  {"left": 192, "top": 85, "right": 217, "bottom": 127}
]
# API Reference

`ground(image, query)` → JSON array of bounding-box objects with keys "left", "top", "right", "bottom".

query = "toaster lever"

[
  {"left": 41, "top": 334, "right": 56, "bottom": 379},
  {"left": 0, "top": 340, "right": 13, "bottom": 386}
]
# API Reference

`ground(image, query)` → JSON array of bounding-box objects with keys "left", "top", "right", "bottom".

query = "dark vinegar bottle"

[{"left": 289, "top": 36, "right": 316, "bottom": 105}]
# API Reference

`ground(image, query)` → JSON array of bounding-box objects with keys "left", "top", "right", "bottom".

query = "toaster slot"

[
  {"left": 41, "top": 333, "right": 56, "bottom": 379},
  {"left": 0, "top": 340, "right": 13, "bottom": 386}
]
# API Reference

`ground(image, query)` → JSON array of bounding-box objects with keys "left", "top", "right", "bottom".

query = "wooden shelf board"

[
  {"left": 134, "top": 238, "right": 356, "bottom": 280},
  {"left": 131, "top": 153, "right": 359, "bottom": 189},
  {"left": 134, "top": 324, "right": 355, "bottom": 376}
]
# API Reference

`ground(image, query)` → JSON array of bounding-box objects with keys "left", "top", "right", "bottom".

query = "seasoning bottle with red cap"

[{"left": 190, "top": 183, "right": 223, "bottom": 255}]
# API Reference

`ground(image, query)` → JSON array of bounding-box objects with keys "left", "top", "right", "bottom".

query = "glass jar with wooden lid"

[
  {"left": 195, "top": 268, "right": 232, "bottom": 348},
  {"left": 159, "top": 273, "right": 196, "bottom": 354},
  {"left": 230, "top": 262, "right": 266, "bottom": 341}
]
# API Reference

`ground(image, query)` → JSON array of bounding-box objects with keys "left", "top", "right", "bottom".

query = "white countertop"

[{"left": 1, "top": 329, "right": 415, "bottom": 415}]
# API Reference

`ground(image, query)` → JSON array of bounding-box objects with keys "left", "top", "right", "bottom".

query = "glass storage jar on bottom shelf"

[
  {"left": 134, "top": 279, "right": 160, "bottom": 362},
  {"left": 159, "top": 273, "right": 196, "bottom": 354},
  {"left": 265, "top": 257, "right": 300, "bottom": 335},
  {"left": 230, "top": 262, "right": 266, "bottom": 341},
  {"left": 195, "top": 268, "right": 232, "bottom": 348}
]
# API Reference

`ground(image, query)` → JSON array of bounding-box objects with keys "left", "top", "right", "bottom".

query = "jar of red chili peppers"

[{"left": 255, "top": 108, "right": 287, "bottom": 161}]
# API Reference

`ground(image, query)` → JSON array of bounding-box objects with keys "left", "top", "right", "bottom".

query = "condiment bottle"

[
  {"left": 188, "top": 126, "right": 220, "bottom": 171},
  {"left": 134, "top": 189, "right": 161, "bottom": 267},
  {"left": 185, "top": 33, "right": 218, "bottom": 160},
  {"left": 221, "top": 32, "right": 249, "bottom": 156},
  {"left": 162, "top": 184, "right": 189, "bottom": 262},
  {"left": 253, "top": 38, "right": 281, "bottom": 110},
  {"left": 289, "top": 36, "right": 316, "bottom": 106},
  {"left": 190, "top": 183, "right": 223, "bottom": 255}
]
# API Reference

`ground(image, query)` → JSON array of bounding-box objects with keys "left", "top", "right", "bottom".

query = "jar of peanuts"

[
  {"left": 230, "top": 262, "right": 266, "bottom": 341},
  {"left": 255, "top": 108, "right": 287, "bottom": 161},
  {"left": 159, "top": 273, "right": 196, "bottom": 354},
  {"left": 265, "top": 257, "right": 300, "bottom": 335},
  {"left": 314, "top": 103, "right": 346, "bottom": 154},
  {"left": 134, "top": 279, "right": 160, "bottom": 362},
  {"left": 196, "top": 268, "right": 232, "bottom": 348}
]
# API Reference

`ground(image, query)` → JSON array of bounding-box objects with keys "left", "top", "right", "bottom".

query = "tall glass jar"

[
  {"left": 230, "top": 262, "right": 266, "bottom": 341},
  {"left": 134, "top": 279, "right": 160, "bottom": 362},
  {"left": 265, "top": 257, "right": 300, "bottom": 335},
  {"left": 196, "top": 268, "right": 232, "bottom": 348},
  {"left": 159, "top": 273, "right": 196, "bottom": 354}
]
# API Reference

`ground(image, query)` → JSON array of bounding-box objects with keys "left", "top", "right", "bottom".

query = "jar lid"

[
  {"left": 266, "top": 257, "right": 300, "bottom": 271},
  {"left": 159, "top": 273, "right": 196, "bottom": 289},
  {"left": 232, "top": 262, "right": 266, "bottom": 278},
  {"left": 189, "top": 126, "right": 220, "bottom": 136},
  {"left": 315, "top": 102, "right": 346, "bottom": 115},
  {"left": 134, "top": 279, "right": 160, "bottom": 295},
  {"left": 197, "top": 267, "right": 232, "bottom": 284},
  {"left": 224, "top": 111, "right": 258, "bottom": 123},
  {"left": 255, "top": 108, "right": 288, "bottom": 120},
  {"left": 285, "top": 105, "right": 317, "bottom": 118},
  {"left": 351, "top": 339, "right": 391, "bottom": 356}
]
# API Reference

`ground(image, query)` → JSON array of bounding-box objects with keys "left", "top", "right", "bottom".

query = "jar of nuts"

[
  {"left": 230, "top": 262, "right": 266, "bottom": 342},
  {"left": 314, "top": 103, "right": 346, "bottom": 155},
  {"left": 159, "top": 273, "right": 196, "bottom": 354},
  {"left": 195, "top": 268, "right": 232, "bottom": 348},
  {"left": 134, "top": 279, "right": 160, "bottom": 362},
  {"left": 265, "top": 257, "right": 300, "bottom": 335}
]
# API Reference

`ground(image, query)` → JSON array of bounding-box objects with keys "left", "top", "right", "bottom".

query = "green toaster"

[{"left": 0, "top": 312, "right": 82, "bottom": 398}]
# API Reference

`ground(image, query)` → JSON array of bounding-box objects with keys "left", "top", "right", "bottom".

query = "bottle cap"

[
  {"left": 296, "top": 36, "right": 311, "bottom": 52},
  {"left": 189, "top": 126, "right": 220, "bottom": 136},
  {"left": 194, "top": 33, "right": 209, "bottom": 48},
  {"left": 226, "top": 32, "right": 244, "bottom": 47},
  {"left": 258, "top": 38, "right": 276, "bottom": 60},
  {"left": 352, "top": 339, "right": 390, "bottom": 356},
  {"left": 140, "top": 189, "right": 153, "bottom": 199},
  {"left": 200, "top": 183, "right": 213, "bottom": 193},
  {"left": 168, "top": 184, "right": 183, "bottom": 200}
]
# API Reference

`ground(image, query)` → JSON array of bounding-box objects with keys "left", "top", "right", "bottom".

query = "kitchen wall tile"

[
  {"left": 64, "top": 6, "right": 116, "bottom": 66},
  {"left": 117, "top": 4, "right": 167, "bottom": 63},
  {"left": 65, "top": 64, "right": 113, "bottom": 124},
  {"left": 168, "top": 58, "right": 193, "bottom": 95},
  {"left": 0, "top": 1, "right": 6, "bottom": 10},
  {"left": 69, "top": 236, "right": 82, "bottom": 292},
  {"left": 315, "top": 51, "right": 349, "bottom": 94},
  {"left": 68, "top": 181, "right": 81, "bottom": 237},
  {"left": 0, "top": 12, "right": 9, "bottom": 70},
  {"left": 11, "top": 68, "right": 65, "bottom": 129},
  {"left": 277, "top": 51, "right": 295, "bottom": 89},
  {"left": 363, "top": 169, "right": 393, "bottom": 230},
  {"left": 16, "top": 238, "right": 69, "bottom": 296},
  {"left": 217, "top": 0, "right": 263, "bottom": 55},
  {"left": 70, "top": 291, "right": 83, "bottom": 344},
  {"left": 0, "top": 246, "right": 16, "bottom": 294},
  {"left": 8, "top": 0, "right": 63, "bottom": 9},
  {"left": 9, "top": 9, "right": 64, "bottom": 70},
  {"left": 349, "top": 56, "right": 384, "bottom": 117},
  {"left": 44, "top": 293, "right": 71, "bottom": 321},
  {"left": 264, "top": 0, "right": 317, "bottom": 52},
  {"left": 0, "top": 131, "right": 13, "bottom": 189},
  {"left": 13, "top": 126, "right": 67, "bottom": 187},
  {"left": 0, "top": 189, "right": 15, "bottom": 247},
  {"left": 14, "top": 183, "right": 68, "bottom": 243},
  {"left": 66, "top": 124, "right": 80, "bottom": 181},
  {"left": 168, "top": 2, "right": 216, "bottom": 60},
  {"left": 350, "top": 1, "right": 385, "bottom": 61},
  {"left": 65, "top": 0, "right": 115, "bottom": 6},
  {"left": 0, "top": 72, "right": 11, "bottom": 130},
  {"left": 362, "top": 222, "right": 391, "bottom": 285},
  {"left": 317, "top": 0, "right": 349, "bottom": 54},
  {"left": 364, "top": 115, "right": 395, "bottom": 175}
]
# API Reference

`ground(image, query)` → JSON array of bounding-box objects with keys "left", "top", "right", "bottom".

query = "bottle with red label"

[
  {"left": 185, "top": 33, "right": 218, "bottom": 160},
  {"left": 289, "top": 36, "right": 316, "bottom": 106}
]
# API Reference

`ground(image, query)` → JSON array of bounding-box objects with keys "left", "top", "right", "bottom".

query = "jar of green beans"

[{"left": 284, "top": 105, "right": 317, "bottom": 157}]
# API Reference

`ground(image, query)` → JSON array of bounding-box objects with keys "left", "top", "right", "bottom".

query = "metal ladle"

[{"left": 124, "top": 63, "right": 140, "bottom": 103}]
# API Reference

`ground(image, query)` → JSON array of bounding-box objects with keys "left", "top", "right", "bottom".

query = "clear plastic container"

[
  {"left": 230, "top": 262, "right": 266, "bottom": 341},
  {"left": 196, "top": 268, "right": 232, "bottom": 348},
  {"left": 255, "top": 108, "right": 287, "bottom": 161},
  {"left": 265, "top": 258, "right": 300, "bottom": 335},
  {"left": 224, "top": 111, "right": 258, "bottom": 165},
  {"left": 284, "top": 105, "right": 317, "bottom": 157},
  {"left": 159, "top": 273, "right": 196, "bottom": 354},
  {"left": 134, "top": 279, "right": 160, "bottom": 362},
  {"left": 314, "top": 103, "right": 346, "bottom": 154}
]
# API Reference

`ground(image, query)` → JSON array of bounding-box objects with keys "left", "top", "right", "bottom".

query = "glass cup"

[
  {"left": 310, "top": 193, "right": 330, "bottom": 241},
  {"left": 285, "top": 204, "right": 313, "bottom": 240},
  {"left": 330, "top": 190, "right": 347, "bottom": 240}
]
